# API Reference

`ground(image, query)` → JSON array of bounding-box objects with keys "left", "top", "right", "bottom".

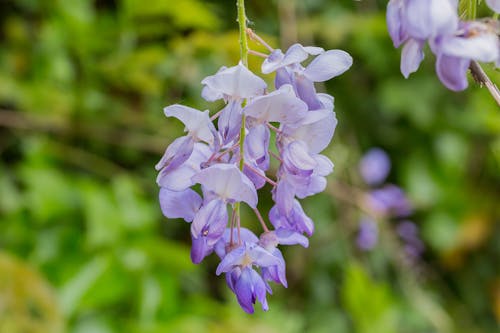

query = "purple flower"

[
  {"left": 262, "top": 44, "right": 352, "bottom": 110},
  {"left": 269, "top": 200, "right": 315, "bottom": 236},
  {"left": 432, "top": 21, "right": 499, "bottom": 91},
  {"left": 359, "top": 148, "right": 391, "bottom": 186},
  {"left": 216, "top": 242, "right": 281, "bottom": 313},
  {"left": 366, "top": 184, "right": 412, "bottom": 218},
  {"left": 188, "top": 164, "right": 258, "bottom": 263},
  {"left": 155, "top": 105, "right": 215, "bottom": 176},
  {"left": 157, "top": 143, "right": 212, "bottom": 191},
  {"left": 397, "top": 221, "right": 424, "bottom": 258},
  {"left": 159, "top": 187, "right": 202, "bottom": 222},
  {"left": 201, "top": 62, "right": 267, "bottom": 144},
  {"left": 356, "top": 217, "right": 378, "bottom": 250},
  {"left": 387, "top": 0, "right": 500, "bottom": 92}
]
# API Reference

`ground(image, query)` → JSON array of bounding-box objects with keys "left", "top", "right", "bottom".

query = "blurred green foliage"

[{"left": 0, "top": 0, "right": 499, "bottom": 332}]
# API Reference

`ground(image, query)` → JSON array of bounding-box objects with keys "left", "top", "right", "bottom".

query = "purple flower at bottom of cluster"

[
  {"left": 359, "top": 148, "right": 391, "bottom": 186},
  {"left": 216, "top": 242, "right": 281, "bottom": 313},
  {"left": 356, "top": 217, "right": 378, "bottom": 250}
]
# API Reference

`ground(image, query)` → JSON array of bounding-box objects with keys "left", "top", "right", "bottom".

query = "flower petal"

[
  {"left": 191, "top": 198, "right": 228, "bottom": 244},
  {"left": 303, "top": 50, "right": 353, "bottom": 82},
  {"left": 387, "top": 0, "right": 408, "bottom": 47},
  {"left": 156, "top": 143, "right": 212, "bottom": 191},
  {"left": 294, "top": 75, "right": 323, "bottom": 110},
  {"left": 218, "top": 100, "right": 243, "bottom": 144},
  {"left": 435, "top": 54, "right": 470, "bottom": 91},
  {"left": 401, "top": 38, "right": 425, "bottom": 78},
  {"left": 404, "top": 0, "right": 458, "bottom": 40},
  {"left": 155, "top": 135, "right": 194, "bottom": 172},
  {"left": 164, "top": 105, "right": 214, "bottom": 144},
  {"left": 159, "top": 187, "right": 202, "bottom": 222},
  {"left": 201, "top": 62, "right": 267, "bottom": 99},
  {"left": 439, "top": 28, "right": 499, "bottom": 63},
  {"left": 243, "top": 84, "right": 308, "bottom": 124},
  {"left": 283, "top": 109, "right": 337, "bottom": 154},
  {"left": 192, "top": 164, "right": 258, "bottom": 208}
]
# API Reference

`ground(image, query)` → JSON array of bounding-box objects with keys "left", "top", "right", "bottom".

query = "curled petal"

[
  {"left": 295, "top": 175, "right": 327, "bottom": 199},
  {"left": 435, "top": 54, "right": 470, "bottom": 91},
  {"left": 234, "top": 267, "right": 269, "bottom": 313},
  {"left": 387, "top": 0, "right": 408, "bottom": 47},
  {"left": 216, "top": 246, "right": 246, "bottom": 275},
  {"left": 261, "top": 248, "right": 287, "bottom": 288},
  {"left": 218, "top": 100, "right": 243, "bottom": 144},
  {"left": 243, "top": 85, "right": 308, "bottom": 125},
  {"left": 164, "top": 105, "right": 214, "bottom": 144},
  {"left": 313, "top": 154, "right": 334, "bottom": 177},
  {"left": 191, "top": 235, "right": 213, "bottom": 264},
  {"left": 201, "top": 62, "right": 267, "bottom": 99},
  {"left": 439, "top": 30, "right": 499, "bottom": 63},
  {"left": 283, "top": 109, "right": 337, "bottom": 154},
  {"left": 317, "top": 93, "right": 335, "bottom": 111},
  {"left": 401, "top": 38, "right": 425, "bottom": 78},
  {"left": 191, "top": 198, "right": 228, "bottom": 245},
  {"left": 274, "top": 178, "right": 296, "bottom": 215},
  {"left": 404, "top": 0, "right": 458, "bottom": 40},
  {"left": 303, "top": 50, "right": 353, "bottom": 82},
  {"left": 192, "top": 164, "right": 258, "bottom": 208},
  {"left": 269, "top": 200, "right": 314, "bottom": 236},
  {"left": 245, "top": 124, "right": 270, "bottom": 170},
  {"left": 156, "top": 143, "right": 212, "bottom": 191},
  {"left": 275, "top": 228, "right": 309, "bottom": 247},
  {"left": 262, "top": 44, "right": 309, "bottom": 74},
  {"left": 159, "top": 187, "right": 202, "bottom": 222},
  {"left": 294, "top": 74, "right": 323, "bottom": 110},
  {"left": 275, "top": 67, "right": 293, "bottom": 89},
  {"left": 155, "top": 135, "right": 194, "bottom": 172},
  {"left": 282, "top": 141, "right": 317, "bottom": 177}
]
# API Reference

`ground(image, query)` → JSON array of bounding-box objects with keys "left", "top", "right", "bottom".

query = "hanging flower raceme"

[
  {"left": 386, "top": 0, "right": 500, "bottom": 91},
  {"left": 156, "top": 33, "right": 352, "bottom": 313}
]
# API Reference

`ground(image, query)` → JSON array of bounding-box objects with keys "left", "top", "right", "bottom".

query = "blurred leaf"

[
  {"left": 0, "top": 251, "right": 64, "bottom": 333},
  {"left": 342, "top": 262, "right": 397, "bottom": 333},
  {"left": 58, "top": 256, "right": 109, "bottom": 317}
]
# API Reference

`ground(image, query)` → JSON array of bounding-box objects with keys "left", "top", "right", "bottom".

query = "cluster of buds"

[
  {"left": 387, "top": 0, "right": 500, "bottom": 91},
  {"left": 156, "top": 39, "right": 352, "bottom": 313}
]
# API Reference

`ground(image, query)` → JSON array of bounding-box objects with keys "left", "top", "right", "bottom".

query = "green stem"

[
  {"left": 235, "top": 0, "right": 249, "bottom": 231},
  {"left": 237, "top": 0, "right": 249, "bottom": 67}
]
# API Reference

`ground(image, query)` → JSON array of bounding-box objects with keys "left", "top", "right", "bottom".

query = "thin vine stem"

[
  {"left": 236, "top": 0, "right": 249, "bottom": 227},
  {"left": 237, "top": 0, "right": 249, "bottom": 67}
]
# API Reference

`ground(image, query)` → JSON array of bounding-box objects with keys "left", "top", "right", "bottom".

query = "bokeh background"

[{"left": 1, "top": 0, "right": 499, "bottom": 332}]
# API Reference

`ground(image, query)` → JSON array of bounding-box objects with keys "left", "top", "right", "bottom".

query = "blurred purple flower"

[
  {"left": 367, "top": 184, "right": 412, "bottom": 218},
  {"left": 356, "top": 217, "right": 378, "bottom": 250},
  {"left": 397, "top": 220, "right": 424, "bottom": 258},
  {"left": 359, "top": 148, "right": 391, "bottom": 186}
]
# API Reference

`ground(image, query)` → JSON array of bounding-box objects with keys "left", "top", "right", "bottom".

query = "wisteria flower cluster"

[
  {"left": 387, "top": 0, "right": 500, "bottom": 91},
  {"left": 156, "top": 43, "right": 352, "bottom": 313},
  {"left": 356, "top": 148, "right": 423, "bottom": 261}
]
